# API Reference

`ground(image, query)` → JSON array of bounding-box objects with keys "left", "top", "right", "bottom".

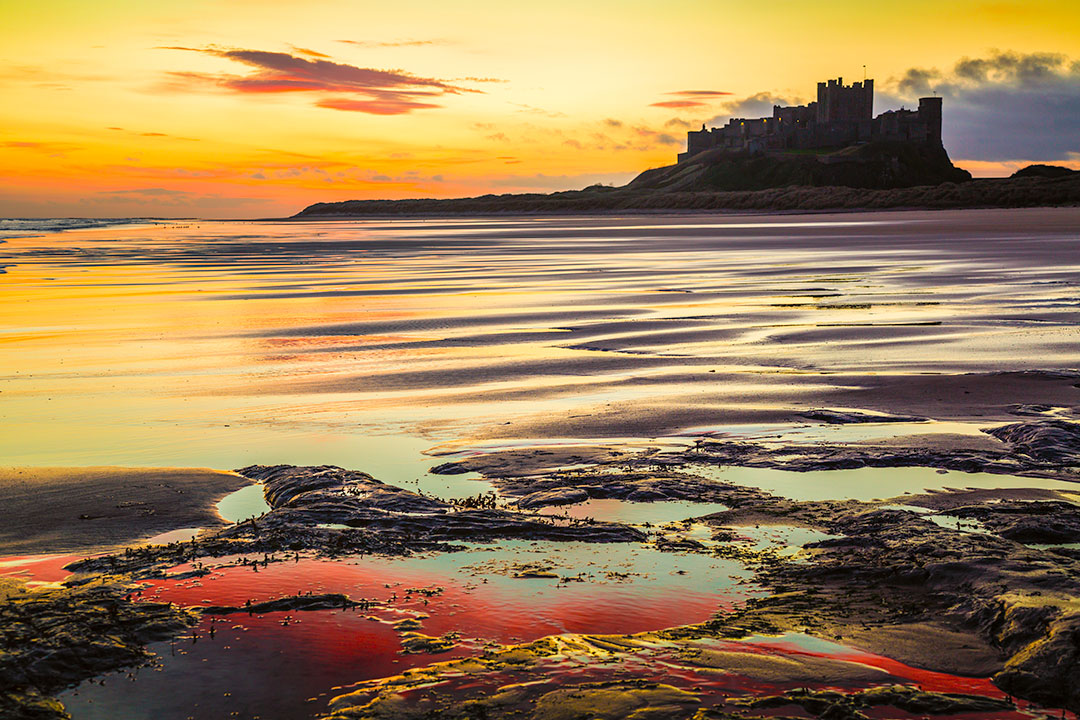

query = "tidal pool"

[
  {"left": 694, "top": 464, "right": 1080, "bottom": 503},
  {"left": 58, "top": 539, "right": 761, "bottom": 720}
]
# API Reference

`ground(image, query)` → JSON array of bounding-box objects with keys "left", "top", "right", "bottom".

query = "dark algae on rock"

[{"left": 0, "top": 576, "right": 197, "bottom": 720}]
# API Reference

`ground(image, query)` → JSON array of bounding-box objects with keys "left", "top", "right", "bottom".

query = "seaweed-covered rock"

[
  {"left": 986, "top": 420, "right": 1080, "bottom": 464},
  {"left": 0, "top": 576, "right": 196, "bottom": 720}
]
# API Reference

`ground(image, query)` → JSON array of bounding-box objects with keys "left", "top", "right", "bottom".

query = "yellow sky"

[{"left": 1, "top": 0, "right": 1078, "bottom": 217}]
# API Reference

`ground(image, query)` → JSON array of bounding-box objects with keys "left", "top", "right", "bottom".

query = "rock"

[
  {"left": 429, "top": 462, "right": 472, "bottom": 475},
  {"left": 799, "top": 409, "right": 925, "bottom": 424},
  {"left": 517, "top": 488, "right": 590, "bottom": 510},
  {"left": 985, "top": 420, "right": 1080, "bottom": 464},
  {"left": 399, "top": 631, "right": 458, "bottom": 654},
  {"left": 0, "top": 577, "right": 196, "bottom": 719},
  {"left": 202, "top": 593, "right": 362, "bottom": 615}
]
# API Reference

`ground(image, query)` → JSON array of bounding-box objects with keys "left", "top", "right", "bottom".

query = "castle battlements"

[{"left": 677, "top": 77, "right": 942, "bottom": 163}]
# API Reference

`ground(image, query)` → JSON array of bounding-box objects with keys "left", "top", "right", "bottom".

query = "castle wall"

[{"left": 678, "top": 76, "right": 944, "bottom": 162}]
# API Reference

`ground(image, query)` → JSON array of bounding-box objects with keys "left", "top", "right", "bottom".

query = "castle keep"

[{"left": 677, "top": 77, "right": 942, "bottom": 162}]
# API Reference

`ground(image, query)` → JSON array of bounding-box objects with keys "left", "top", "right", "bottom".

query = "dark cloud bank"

[{"left": 884, "top": 50, "right": 1080, "bottom": 163}]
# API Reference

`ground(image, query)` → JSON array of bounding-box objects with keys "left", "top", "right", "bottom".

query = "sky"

[{"left": 1, "top": 0, "right": 1079, "bottom": 218}]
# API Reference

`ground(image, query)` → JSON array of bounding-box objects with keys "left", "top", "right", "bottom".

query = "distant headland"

[{"left": 294, "top": 76, "right": 1080, "bottom": 218}]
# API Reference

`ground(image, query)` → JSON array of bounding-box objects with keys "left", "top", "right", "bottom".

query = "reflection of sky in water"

[
  {"left": 537, "top": 497, "right": 728, "bottom": 524},
  {"left": 58, "top": 539, "right": 761, "bottom": 720},
  {"left": 694, "top": 464, "right": 1080, "bottom": 502},
  {"left": 215, "top": 482, "right": 270, "bottom": 522},
  {"left": 680, "top": 418, "right": 992, "bottom": 444}
]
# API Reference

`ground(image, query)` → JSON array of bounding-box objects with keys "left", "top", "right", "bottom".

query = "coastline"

[{"left": 290, "top": 173, "right": 1080, "bottom": 219}]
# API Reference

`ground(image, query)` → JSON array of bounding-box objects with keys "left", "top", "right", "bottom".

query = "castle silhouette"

[{"left": 677, "top": 77, "right": 942, "bottom": 163}]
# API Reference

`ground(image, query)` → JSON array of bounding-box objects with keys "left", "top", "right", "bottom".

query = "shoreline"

[{"left": 288, "top": 173, "right": 1080, "bottom": 220}]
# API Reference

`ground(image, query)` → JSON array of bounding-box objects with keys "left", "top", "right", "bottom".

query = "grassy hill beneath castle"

[
  {"left": 629, "top": 141, "right": 972, "bottom": 192},
  {"left": 294, "top": 148, "right": 1079, "bottom": 217}
]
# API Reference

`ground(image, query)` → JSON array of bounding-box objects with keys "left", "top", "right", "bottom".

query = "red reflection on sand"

[
  {"left": 0, "top": 554, "right": 77, "bottom": 584},
  {"left": 143, "top": 555, "right": 730, "bottom": 646},
  {"left": 733, "top": 636, "right": 1005, "bottom": 697}
]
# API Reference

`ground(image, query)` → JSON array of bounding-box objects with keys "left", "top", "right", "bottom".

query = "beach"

[{"left": 2, "top": 208, "right": 1079, "bottom": 719}]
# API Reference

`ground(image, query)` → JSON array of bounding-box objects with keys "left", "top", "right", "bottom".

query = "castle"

[{"left": 677, "top": 77, "right": 942, "bottom": 163}]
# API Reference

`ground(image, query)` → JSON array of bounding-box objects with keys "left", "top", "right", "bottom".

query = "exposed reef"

[
  {"left": 0, "top": 576, "right": 197, "bottom": 720},
  {"left": 6, "top": 414, "right": 1080, "bottom": 719},
  {"left": 67, "top": 464, "right": 644, "bottom": 578},
  {"left": 417, "top": 417, "right": 1080, "bottom": 715}
]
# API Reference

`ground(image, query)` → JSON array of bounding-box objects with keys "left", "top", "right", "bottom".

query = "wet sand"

[
  {"left": 2, "top": 208, "right": 1080, "bottom": 471},
  {"left": 0, "top": 467, "right": 248, "bottom": 554}
]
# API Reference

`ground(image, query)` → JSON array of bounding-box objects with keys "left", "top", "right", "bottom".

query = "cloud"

[
  {"left": 512, "top": 102, "right": 566, "bottom": 118},
  {"left": 98, "top": 187, "right": 191, "bottom": 196},
  {"left": 160, "top": 46, "right": 479, "bottom": 115},
  {"left": 704, "top": 92, "right": 795, "bottom": 125},
  {"left": 316, "top": 97, "right": 441, "bottom": 114},
  {"left": 650, "top": 89, "right": 732, "bottom": 109},
  {"left": 1, "top": 140, "right": 81, "bottom": 156},
  {"left": 650, "top": 100, "right": 708, "bottom": 109},
  {"left": 338, "top": 39, "right": 443, "bottom": 48},
  {"left": 882, "top": 50, "right": 1080, "bottom": 162},
  {"left": 290, "top": 45, "right": 332, "bottom": 59},
  {"left": 452, "top": 76, "right": 506, "bottom": 84},
  {"left": 665, "top": 90, "right": 733, "bottom": 97}
]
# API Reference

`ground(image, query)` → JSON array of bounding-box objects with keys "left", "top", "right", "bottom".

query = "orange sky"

[{"left": 2, "top": 0, "right": 1079, "bottom": 217}]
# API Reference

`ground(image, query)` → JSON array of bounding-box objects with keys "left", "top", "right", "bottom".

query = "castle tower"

[
  {"left": 918, "top": 96, "right": 943, "bottom": 146},
  {"left": 816, "top": 77, "right": 874, "bottom": 124}
]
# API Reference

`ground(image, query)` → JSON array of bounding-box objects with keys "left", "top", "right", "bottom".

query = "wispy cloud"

[
  {"left": 0, "top": 140, "right": 82, "bottom": 156},
  {"left": 665, "top": 90, "right": 733, "bottom": 97},
  {"left": 160, "top": 46, "right": 480, "bottom": 115},
  {"left": 650, "top": 100, "right": 708, "bottom": 109},
  {"left": 511, "top": 102, "right": 566, "bottom": 118},
  {"left": 704, "top": 92, "right": 796, "bottom": 125},
  {"left": 338, "top": 39, "right": 445, "bottom": 48},
  {"left": 650, "top": 89, "right": 732, "bottom": 109}
]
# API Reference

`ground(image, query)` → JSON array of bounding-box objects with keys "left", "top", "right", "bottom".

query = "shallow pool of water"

[
  {"left": 536, "top": 497, "right": 729, "bottom": 524},
  {"left": 694, "top": 464, "right": 1080, "bottom": 503},
  {"left": 59, "top": 539, "right": 760, "bottom": 720}
]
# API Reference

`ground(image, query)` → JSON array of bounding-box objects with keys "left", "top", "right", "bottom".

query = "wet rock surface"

[
  {"left": 725, "top": 685, "right": 1016, "bottom": 718},
  {"left": 798, "top": 409, "right": 928, "bottom": 424},
  {"left": 493, "top": 469, "right": 733, "bottom": 510},
  {"left": 986, "top": 420, "right": 1080, "bottom": 464},
  {"left": 320, "top": 630, "right": 1020, "bottom": 719},
  {"left": 67, "top": 465, "right": 645, "bottom": 578},
  {"left": 0, "top": 576, "right": 197, "bottom": 720},
  {"left": 943, "top": 500, "right": 1080, "bottom": 543},
  {"left": 421, "top": 426, "right": 1080, "bottom": 716},
  {"left": 201, "top": 592, "right": 363, "bottom": 615},
  {"left": 240, "top": 464, "right": 645, "bottom": 544}
]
